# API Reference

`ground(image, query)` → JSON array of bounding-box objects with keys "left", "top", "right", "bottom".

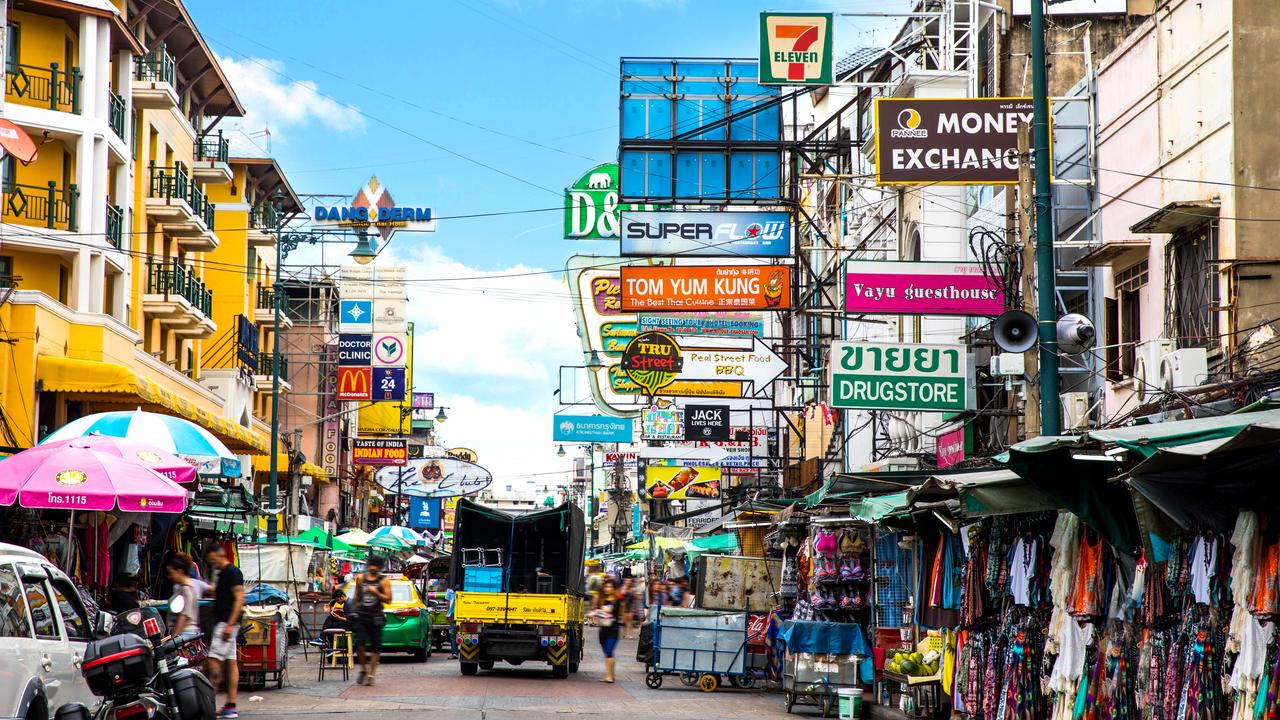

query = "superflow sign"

[
  {"left": 759, "top": 13, "right": 834, "bottom": 85},
  {"left": 337, "top": 366, "right": 372, "bottom": 401},
  {"left": 685, "top": 405, "right": 730, "bottom": 441},
  {"left": 874, "top": 97, "right": 1040, "bottom": 185}
]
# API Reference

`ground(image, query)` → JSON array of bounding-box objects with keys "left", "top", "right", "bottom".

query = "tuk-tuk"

[{"left": 421, "top": 556, "right": 452, "bottom": 650}]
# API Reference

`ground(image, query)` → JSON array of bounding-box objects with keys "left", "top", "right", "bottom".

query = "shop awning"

[
  {"left": 910, "top": 469, "right": 1057, "bottom": 518},
  {"left": 848, "top": 491, "right": 912, "bottom": 523},
  {"left": 1089, "top": 408, "right": 1280, "bottom": 457},
  {"left": 686, "top": 533, "right": 738, "bottom": 555},
  {"left": 36, "top": 356, "right": 269, "bottom": 454},
  {"left": 250, "top": 454, "right": 330, "bottom": 482}
]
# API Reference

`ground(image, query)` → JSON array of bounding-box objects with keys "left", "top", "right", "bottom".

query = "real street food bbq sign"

[{"left": 874, "top": 97, "right": 1042, "bottom": 185}]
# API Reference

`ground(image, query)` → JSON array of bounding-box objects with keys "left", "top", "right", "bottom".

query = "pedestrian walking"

[
  {"left": 165, "top": 555, "right": 200, "bottom": 638},
  {"left": 592, "top": 577, "right": 621, "bottom": 683},
  {"left": 620, "top": 577, "right": 635, "bottom": 639},
  {"left": 351, "top": 556, "right": 392, "bottom": 686},
  {"left": 204, "top": 544, "right": 243, "bottom": 719}
]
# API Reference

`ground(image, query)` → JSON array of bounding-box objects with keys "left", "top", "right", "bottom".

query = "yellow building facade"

[{"left": 0, "top": 0, "right": 323, "bottom": 486}]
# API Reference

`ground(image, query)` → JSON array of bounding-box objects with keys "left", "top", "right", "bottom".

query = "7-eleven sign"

[{"left": 759, "top": 13, "right": 834, "bottom": 85}]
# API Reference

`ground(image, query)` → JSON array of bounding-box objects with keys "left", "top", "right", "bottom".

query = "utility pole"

[
  {"left": 1017, "top": 123, "right": 1040, "bottom": 440},
  {"left": 1030, "top": 0, "right": 1061, "bottom": 435}
]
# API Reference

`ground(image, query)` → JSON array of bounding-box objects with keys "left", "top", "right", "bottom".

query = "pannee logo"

[{"left": 891, "top": 108, "right": 927, "bottom": 139}]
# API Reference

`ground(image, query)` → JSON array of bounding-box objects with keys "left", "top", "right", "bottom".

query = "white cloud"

[
  {"left": 217, "top": 55, "right": 364, "bottom": 144},
  {"left": 433, "top": 394, "right": 573, "bottom": 492}
]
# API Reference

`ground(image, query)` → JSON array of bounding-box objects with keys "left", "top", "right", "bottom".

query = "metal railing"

[
  {"left": 147, "top": 260, "right": 212, "bottom": 317},
  {"left": 2, "top": 181, "right": 79, "bottom": 231},
  {"left": 108, "top": 90, "right": 126, "bottom": 138},
  {"left": 106, "top": 204, "right": 124, "bottom": 248},
  {"left": 134, "top": 45, "right": 175, "bottom": 85},
  {"left": 6, "top": 61, "right": 81, "bottom": 114},
  {"left": 256, "top": 285, "right": 283, "bottom": 311},
  {"left": 248, "top": 203, "right": 279, "bottom": 231},
  {"left": 257, "top": 351, "right": 288, "bottom": 381},
  {"left": 149, "top": 164, "right": 189, "bottom": 202},
  {"left": 188, "top": 183, "right": 215, "bottom": 230},
  {"left": 197, "top": 131, "right": 229, "bottom": 163}
]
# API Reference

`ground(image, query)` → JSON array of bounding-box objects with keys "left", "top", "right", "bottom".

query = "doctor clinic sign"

[{"left": 830, "top": 341, "right": 974, "bottom": 412}]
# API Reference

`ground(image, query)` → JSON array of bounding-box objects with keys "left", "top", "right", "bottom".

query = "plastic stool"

[{"left": 318, "top": 629, "right": 353, "bottom": 681}]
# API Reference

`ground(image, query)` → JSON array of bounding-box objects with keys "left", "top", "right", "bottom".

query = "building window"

[
  {"left": 1108, "top": 260, "right": 1148, "bottom": 382},
  {"left": 58, "top": 265, "right": 69, "bottom": 305},
  {"left": 0, "top": 256, "right": 12, "bottom": 289},
  {"left": 1166, "top": 222, "right": 1218, "bottom": 347}
]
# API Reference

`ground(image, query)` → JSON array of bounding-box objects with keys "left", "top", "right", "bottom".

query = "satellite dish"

[
  {"left": 1056, "top": 313, "right": 1096, "bottom": 355},
  {"left": 993, "top": 310, "right": 1038, "bottom": 353}
]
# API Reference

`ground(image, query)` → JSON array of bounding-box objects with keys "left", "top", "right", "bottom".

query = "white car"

[{"left": 0, "top": 543, "right": 106, "bottom": 720}]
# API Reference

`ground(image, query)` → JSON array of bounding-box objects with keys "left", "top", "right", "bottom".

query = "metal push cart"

[
  {"left": 644, "top": 606, "right": 758, "bottom": 693},
  {"left": 779, "top": 619, "right": 871, "bottom": 717},
  {"left": 239, "top": 605, "right": 289, "bottom": 689}
]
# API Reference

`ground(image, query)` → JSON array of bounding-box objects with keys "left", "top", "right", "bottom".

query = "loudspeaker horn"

[
  {"left": 1056, "top": 313, "right": 1096, "bottom": 355},
  {"left": 992, "top": 310, "right": 1038, "bottom": 353}
]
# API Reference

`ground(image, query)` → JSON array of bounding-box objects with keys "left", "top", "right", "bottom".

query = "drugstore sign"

[{"left": 829, "top": 341, "right": 974, "bottom": 412}]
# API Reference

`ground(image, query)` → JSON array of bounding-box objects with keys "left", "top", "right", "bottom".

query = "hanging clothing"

[
  {"left": 1188, "top": 536, "right": 1218, "bottom": 605},
  {"left": 1010, "top": 537, "right": 1039, "bottom": 607},
  {"left": 1072, "top": 532, "right": 1105, "bottom": 617}
]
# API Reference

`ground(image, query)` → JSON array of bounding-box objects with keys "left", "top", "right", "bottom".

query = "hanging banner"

[
  {"left": 759, "top": 12, "right": 834, "bottom": 85},
  {"left": 644, "top": 465, "right": 721, "bottom": 500},
  {"left": 638, "top": 312, "right": 765, "bottom": 339},
  {"left": 936, "top": 425, "right": 967, "bottom": 468},
  {"left": 873, "top": 97, "right": 1039, "bottom": 185},
  {"left": 620, "top": 265, "right": 791, "bottom": 312},
  {"left": 829, "top": 341, "right": 974, "bottom": 412},
  {"left": 844, "top": 260, "right": 1005, "bottom": 315},
  {"left": 620, "top": 211, "right": 791, "bottom": 257}
]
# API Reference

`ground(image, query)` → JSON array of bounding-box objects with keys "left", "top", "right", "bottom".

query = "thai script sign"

[
  {"left": 936, "top": 425, "right": 967, "bottom": 468},
  {"left": 845, "top": 260, "right": 1004, "bottom": 315},
  {"left": 874, "top": 97, "right": 1040, "bottom": 185},
  {"left": 830, "top": 341, "right": 973, "bottom": 412},
  {"left": 553, "top": 414, "right": 634, "bottom": 443},
  {"left": 621, "top": 265, "right": 790, "bottom": 312}
]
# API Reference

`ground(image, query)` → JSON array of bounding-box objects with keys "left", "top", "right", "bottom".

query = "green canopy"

[
  {"left": 284, "top": 526, "right": 358, "bottom": 554},
  {"left": 847, "top": 491, "right": 912, "bottom": 523},
  {"left": 1089, "top": 408, "right": 1280, "bottom": 458},
  {"left": 689, "top": 533, "right": 737, "bottom": 552}
]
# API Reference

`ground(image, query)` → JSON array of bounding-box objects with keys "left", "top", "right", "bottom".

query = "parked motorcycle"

[{"left": 55, "top": 593, "right": 216, "bottom": 720}]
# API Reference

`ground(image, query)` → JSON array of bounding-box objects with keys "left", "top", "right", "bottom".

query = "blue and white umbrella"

[
  {"left": 369, "top": 525, "right": 426, "bottom": 549},
  {"left": 42, "top": 411, "right": 233, "bottom": 459}
]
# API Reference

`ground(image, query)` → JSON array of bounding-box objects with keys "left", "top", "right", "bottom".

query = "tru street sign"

[
  {"left": 829, "top": 341, "right": 974, "bottom": 412},
  {"left": 623, "top": 333, "right": 786, "bottom": 397}
]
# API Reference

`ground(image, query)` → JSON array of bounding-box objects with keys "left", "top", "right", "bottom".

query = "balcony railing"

[
  {"left": 108, "top": 91, "right": 126, "bottom": 139},
  {"left": 147, "top": 260, "right": 212, "bottom": 317},
  {"left": 257, "top": 352, "right": 288, "bottom": 381},
  {"left": 7, "top": 61, "right": 81, "bottom": 114},
  {"left": 149, "top": 164, "right": 189, "bottom": 203},
  {"left": 248, "top": 203, "right": 280, "bottom": 230},
  {"left": 106, "top": 204, "right": 124, "bottom": 248},
  {"left": 134, "top": 45, "right": 175, "bottom": 85},
  {"left": 188, "top": 183, "right": 215, "bottom": 230},
  {"left": 197, "top": 131, "right": 229, "bottom": 164},
  {"left": 256, "top": 286, "right": 277, "bottom": 310},
  {"left": 3, "top": 181, "right": 79, "bottom": 231}
]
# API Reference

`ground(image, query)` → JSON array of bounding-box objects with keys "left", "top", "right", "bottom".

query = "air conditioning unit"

[
  {"left": 1134, "top": 339, "right": 1176, "bottom": 401},
  {"left": 1061, "top": 392, "right": 1091, "bottom": 430},
  {"left": 1160, "top": 348, "right": 1209, "bottom": 392}
]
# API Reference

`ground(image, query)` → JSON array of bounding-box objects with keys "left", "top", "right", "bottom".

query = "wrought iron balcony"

[
  {"left": 108, "top": 90, "right": 126, "bottom": 139},
  {"left": 147, "top": 260, "right": 212, "bottom": 317},
  {"left": 256, "top": 285, "right": 276, "bottom": 310},
  {"left": 149, "top": 164, "right": 190, "bottom": 203},
  {"left": 257, "top": 352, "right": 288, "bottom": 381},
  {"left": 134, "top": 45, "right": 175, "bottom": 85},
  {"left": 3, "top": 181, "right": 79, "bottom": 231},
  {"left": 106, "top": 204, "right": 124, "bottom": 248},
  {"left": 6, "top": 61, "right": 81, "bottom": 114},
  {"left": 249, "top": 203, "right": 280, "bottom": 230},
  {"left": 197, "top": 131, "right": 229, "bottom": 163},
  {"left": 188, "top": 183, "right": 215, "bottom": 230}
]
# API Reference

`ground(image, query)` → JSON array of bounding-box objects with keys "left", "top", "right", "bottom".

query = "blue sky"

[{"left": 185, "top": 0, "right": 901, "bottom": 487}]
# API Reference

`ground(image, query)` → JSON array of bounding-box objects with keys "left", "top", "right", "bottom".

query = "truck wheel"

[
  {"left": 411, "top": 645, "right": 428, "bottom": 662},
  {"left": 460, "top": 662, "right": 478, "bottom": 676},
  {"left": 479, "top": 661, "right": 494, "bottom": 670},
  {"left": 552, "top": 664, "right": 569, "bottom": 679}
]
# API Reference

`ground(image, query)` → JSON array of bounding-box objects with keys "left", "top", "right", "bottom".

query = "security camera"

[{"left": 1056, "top": 314, "right": 1096, "bottom": 355}]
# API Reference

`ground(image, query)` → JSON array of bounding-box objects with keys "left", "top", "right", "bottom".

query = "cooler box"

[{"left": 464, "top": 566, "right": 504, "bottom": 592}]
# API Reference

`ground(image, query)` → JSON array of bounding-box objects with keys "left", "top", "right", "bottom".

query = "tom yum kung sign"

[
  {"left": 874, "top": 98, "right": 1041, "bottom": 185},
  {"left": 621, "top": 265, "right": 790, "bottom": 312},
  {"left": 845, "top": 260, "right": 1004, "bottom": 316},
  {"left": 830, "top": 341, "right": 974, "bottom": 413}
]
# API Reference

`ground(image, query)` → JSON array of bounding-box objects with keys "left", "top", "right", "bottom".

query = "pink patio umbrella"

[
  {"left": 18, "top": 435, "right": 198, "bottom": 485},
  {"left": 0, "top": 443, "right": 190, "bottom": 569}
]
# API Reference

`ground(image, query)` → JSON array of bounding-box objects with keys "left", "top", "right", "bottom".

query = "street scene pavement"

[{"left": 245, "top": 637, "right": 794, "bottom": 720}]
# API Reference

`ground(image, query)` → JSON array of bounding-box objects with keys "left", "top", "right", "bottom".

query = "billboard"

[
  {"left": 638, "top": 312, "right": 764, "bottom": 339},
  {"left": 620, "top": 211, "right": 790, "bottom": 257},
  {"left": 408, "top": 497, "right": 441, "bottom": 530},
  {"left": 1011, "top": 0, "right": 1125, "bottom": 14},
  {"left": 621, "top": 265, "right": 791, "bottom": 312},
  {"left": 553, "top": 414, "right": 634, "bottom": 443},
  {"left": 641, "top": 408, "right": 684, "bottom": 440},
  {"left": 844, "top": 260, "right": 1005, "bottom": 315},
  {"left": 874, "top": 97, "right": 1038, "bottom": 185},
  {"left": 759, "top": 13, "right": 834, "bottom": 85},
  {"left": 352, "top": 437, "right": 408, "bottom": 466},
  {"left": 645, "top": 465, "right": 721, "bottom": 500},
  {"left": 375, "top": 457, "right": 494, "bottom": 498},
  {"left": 829, "top": 341, "right": 974, "bottom": 412},
  {"left": 565, "top": 163, "right": 654, "bottom": 240},
  {"left": 936, "top": 425, "right": 967, "bottom": 469},
  {"left": 313, "top": 176, "right": 435, "bottom": 239},
  {"left": 685, "top": 405, "right": 730, "bottom": 441}
]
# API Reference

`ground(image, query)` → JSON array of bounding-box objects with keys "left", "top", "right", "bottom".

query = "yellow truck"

[{"left": 451, "top": 499, "right": 586, "bottom": 678}]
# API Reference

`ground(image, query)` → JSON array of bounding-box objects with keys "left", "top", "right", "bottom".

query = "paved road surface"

[{"left": 232, "top": 635, "right": 806, "bottom": 720}]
